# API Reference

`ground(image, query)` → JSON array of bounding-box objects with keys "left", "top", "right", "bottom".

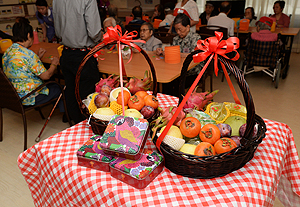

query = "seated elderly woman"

[
  {"left": 2, "top": 17, "right": 66, "bottom": 121},
  {"left": 135, "top": 22, "right": 162, "bottom": 51},
  {"left": 251, "top": 16, "right": 278, "bottom": 42},
  {"left": 156, "top": 13, "right": 201, "bottom": 76}
]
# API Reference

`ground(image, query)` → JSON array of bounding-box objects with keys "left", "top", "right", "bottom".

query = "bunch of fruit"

[
  {"left": 84, "top": 71, "right": 158, "bottom": 121},
  {"left": 157, "top": 114, "right": 257, "bottom": 157}
]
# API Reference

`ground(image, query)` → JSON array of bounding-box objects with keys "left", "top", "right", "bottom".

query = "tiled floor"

[{"left": 1, "top": 53, "right": 299, "bottom": 206}]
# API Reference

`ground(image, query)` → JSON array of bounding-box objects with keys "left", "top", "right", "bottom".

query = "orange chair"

[
  {"left": 153, "top": 19, "right": 162, "bottom": 29},
  {"left": 232, "top": 18, "right": 240, "bottom": 28},
  {"left": 125, "top": 16, "right": 133, "bottom": 25},
  {"left": 239, "top": 19, "right": 250, "bottom": 31},
  {"left": 142, "top": 16, "right": 150, "bottom": 22}
]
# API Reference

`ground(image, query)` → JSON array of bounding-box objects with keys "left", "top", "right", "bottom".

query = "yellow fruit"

[
  {"left": 124, "top": 109, "right": 143, "bottom": 118},
  {"left": 88, "top": 93, "right": 99, "bottom": 114},
  {"left": 110, "top": 87, "right": 131, "bottom": 102},
  {"left": 95, "top": 107, "right": 115, "bottom": 116},
  {"left": 160, "top": 125, "right": 183, "bottom": 139},
  {"left": 179, "top": 144, "right": 197, "bottom": 155},
  {"left": 93, "top": 107, "right": 115, "bottom": 121}
]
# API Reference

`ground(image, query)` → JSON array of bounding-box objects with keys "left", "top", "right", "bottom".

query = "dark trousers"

[
  {"left": 60, "top": 48, "right": 100, "bottom": 124},
  {"left": 35, "top": 83, "right": 64, "bottom": 112}
]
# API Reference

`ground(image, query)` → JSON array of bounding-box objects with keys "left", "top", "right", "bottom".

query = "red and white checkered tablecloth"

[{"left": 18, "top": 93, "right": 300, "bottom": 207}]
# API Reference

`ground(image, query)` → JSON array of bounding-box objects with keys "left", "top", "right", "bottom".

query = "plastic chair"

[
  {"left": 0, "top": 69, "right": 72, "bottom": 150},
  {"left": 242, "top": 34, "right": 282, "bottom": 88},
  {"left": 153, "top": 19, "right": 162, "bottom": 29},
  {"left": 125, "top": 16, "right": 133, "bottom": 25}
]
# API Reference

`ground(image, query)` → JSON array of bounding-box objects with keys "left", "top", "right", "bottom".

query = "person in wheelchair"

[{"left": 251, "top": 16, "right": 278, "bottom": 42}]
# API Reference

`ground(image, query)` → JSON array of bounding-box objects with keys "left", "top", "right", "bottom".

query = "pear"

[
  {"left": 124, "top": 109, "right": 143, "bottom": 118},
  {"left": 224, "top": 116, "right": 246, "bottom": 136}
]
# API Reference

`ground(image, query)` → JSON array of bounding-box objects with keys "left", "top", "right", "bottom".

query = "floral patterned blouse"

[{"left": 2, "top": 43, "right": 49, "bottom": 105}]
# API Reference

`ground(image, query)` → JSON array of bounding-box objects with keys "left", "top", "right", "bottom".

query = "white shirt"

[
  {"left": 207, "top": 13, "right": 235, "bottom": 37},
  {"left": 159, "top": 14, "right": 175, "bottom": 27},
  {"left": 175, "top": 0, "right": 199, "bottom": 33}
]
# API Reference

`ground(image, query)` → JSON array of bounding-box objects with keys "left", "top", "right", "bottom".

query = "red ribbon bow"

[
  {"left": 193, "top": 31, "right": 240, "bottom": 76},
  {"left": 102, "top": 25, "right": 145, "bottom": 52},
  {"left": 94, "top": 25, "right": 145, "bottom": 115}
]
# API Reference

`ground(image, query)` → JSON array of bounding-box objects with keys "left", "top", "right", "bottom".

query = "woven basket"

[
  {"left": 153, "top": 50, "right": 267, "bottom": 178},
  {"left": 75, "top": 42, "right": 159, "bottom": 135}
]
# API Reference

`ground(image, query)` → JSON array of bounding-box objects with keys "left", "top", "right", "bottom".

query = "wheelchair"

[{"left": 241, "top": 33, "right": 283, "bottom": 88}]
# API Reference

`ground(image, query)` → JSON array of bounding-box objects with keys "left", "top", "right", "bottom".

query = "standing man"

[
  {"left": 207, "top": 1, "right": 235, "bottom": 37},
  {"left": 53, "top": 0, "right": 102, "bottom": 124}
]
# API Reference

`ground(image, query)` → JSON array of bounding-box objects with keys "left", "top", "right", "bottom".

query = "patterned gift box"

[
  {"left": 109, "top": 149, "right": 164, "bottom": 189},
  {"left": 100, "top": 115, "right": 150, "bottom": 160},
  {"left": 77, "top": 135, "right": 116, "bottom": 172}
]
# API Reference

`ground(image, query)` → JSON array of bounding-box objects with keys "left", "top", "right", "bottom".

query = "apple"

[
  {"left": 224, "top": 116, "right": 246, "bottom": 137},
  {"left": 239, "top": 123, "right": 258, "bottom": 138},
  {"left": 94, "top": 93, "right": 109, "bottom": 108},
  {"left": 140, "top": 106, "right": 155, "bottom": 119},
  {"left": 216, "top": 123, "right": 232, "bottom": 137}
]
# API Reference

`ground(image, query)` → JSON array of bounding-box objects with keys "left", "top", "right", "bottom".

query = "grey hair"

[
  {"left": 103, "top": 17, "right": 117, "bottom": 27},
  {"left": 257, "top": 21, "right": 271, "bottom": 30}
]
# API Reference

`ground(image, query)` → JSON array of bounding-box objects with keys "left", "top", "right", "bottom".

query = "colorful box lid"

[
  {"left": 110, "top": 150, "right": 163, "bottom": 179},
  {"left": 100, "top": 115, "right": 149, "bottom": 155},
  {"left": 77, "top": 135, "right": 115, "bottom": 163}
]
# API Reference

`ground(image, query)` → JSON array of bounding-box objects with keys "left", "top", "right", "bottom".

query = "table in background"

[
  {"left": 29, "top": 42, "right": 64, "bottom": 82},
  {"left": 98, "top": 51, "right": 197, "bottom": 95},
  {"left": 18, "top": 93, "right": 300, "bottom": 207},
  {"left": 235, "top": 27, "right": 300, "bottom": 79},
  {"left": 29, "top": 42, "right": 61, "bottom": 64}
]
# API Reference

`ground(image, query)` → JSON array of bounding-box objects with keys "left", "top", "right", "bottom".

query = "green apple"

[{"left": 224, "top": 116, "right": 246, "bottom": 136}]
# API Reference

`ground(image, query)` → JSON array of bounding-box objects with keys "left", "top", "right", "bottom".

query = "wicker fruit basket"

[
  {"left": 75, "top": 41, "right": 159, "bottom": 135},
  {"left": 152, "top": 49, "right": 267, "bottom": 179}
]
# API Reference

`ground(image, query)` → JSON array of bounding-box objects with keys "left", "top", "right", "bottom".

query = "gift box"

[
  {"left": 77, "top": 135, "right": 116, "bottom": 172},
  {"left": 99, "top": 115, "right": 149, "bottom": 160},
  {"left": 110, "top": 149, "right": 164, "bottom": 189}
]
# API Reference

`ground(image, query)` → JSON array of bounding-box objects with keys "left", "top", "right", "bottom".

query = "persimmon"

[
  {"left": 180, "top": 117, "right": 201, "bottom": 138},
  {"left": 194, "top": 142, "right": 216, "bottom": 157},
  {"left": 116, "top": 90, "right": 131, "bottom": 106},
  {"left": 214, "top": 138, "right": 237, "bottom": 154},
  {"left": 128, "top": 95, "right": 145, "bottom": 111},
  {"left": 135, "top": 91, "right": 149, "bottom": 99},
  {"left": 199, "top": 124, "right": 221, "bottom": 145},
  {"left": 144, "top": 95, "right": 159, "bottom": 109}
]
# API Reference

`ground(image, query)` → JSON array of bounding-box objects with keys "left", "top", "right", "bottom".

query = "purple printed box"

[
  {"left": 99, "top": 115, "right": 150, "bottom": 160},
  {"left": 109, "top": 150, "right": 164, "bottom": 189},
  {"left": 77, "top": 135, "right": 116, "bottom": 172}
]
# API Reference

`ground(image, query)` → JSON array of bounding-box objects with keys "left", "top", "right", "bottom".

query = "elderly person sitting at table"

[
  {"left": 135, "top": 22, "right": 162, "bottom": 51},
  {"left": 251, "top": 16, "right": 278, "bottom": 42},
  {"left": 156, "top": 13, "right": 201, "bottom": 76},
  {"left": 2, "top": 17, "right": 66, "bottom": 121}
]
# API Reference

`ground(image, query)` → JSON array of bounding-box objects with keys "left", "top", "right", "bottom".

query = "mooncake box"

[
  {"left": 109, "top": 149, "right": 164, "bottom": 189},
  {"left": 99, "top": 115, "right": 150, "bottom": 160},
  {"left": 77, "top": 135, "right": 116, "bottom": 172}
]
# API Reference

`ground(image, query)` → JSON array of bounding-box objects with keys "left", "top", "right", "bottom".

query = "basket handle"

[
  {"left": 156, "top": 52, "right": 256, "bottom": 151},
  {"left": 75, "top": 41, "right": 158, "bottom": 118}
]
